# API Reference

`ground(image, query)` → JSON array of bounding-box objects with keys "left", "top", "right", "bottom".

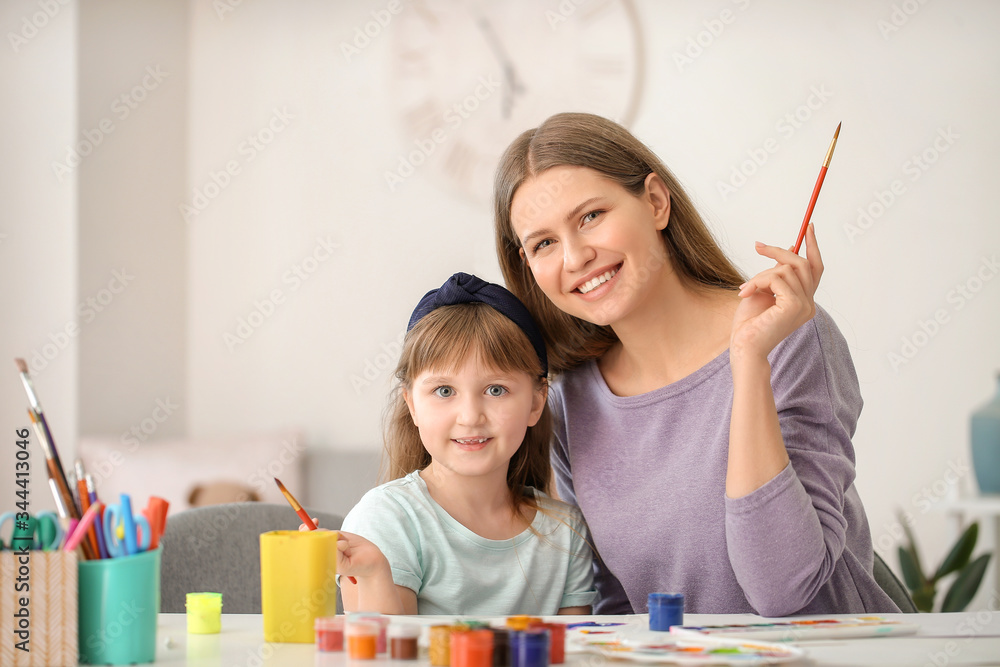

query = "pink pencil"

[{"left": 64, "top": 501, "right": 103, "bottom": 554}]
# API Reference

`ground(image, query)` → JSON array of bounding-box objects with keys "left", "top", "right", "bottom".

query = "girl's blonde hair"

[
  {"left": 382, "top": 302, "right": 552, "bottom": 520},
  {"left": 494, "top": 112, "right": 747, "bottom": 374}
]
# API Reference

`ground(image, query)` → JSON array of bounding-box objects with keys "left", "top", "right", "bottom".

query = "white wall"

[
  {"left": 0, "top": 0, "right": 78, "bottom": 514},
  {"left": 3, "top": 0, "right": 999, "bottom": 609}
]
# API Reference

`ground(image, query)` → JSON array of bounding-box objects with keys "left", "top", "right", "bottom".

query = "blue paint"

[
  {"left": 648, "top": 592, "right": 684, "bottom": 631},
  {"left": 511, "top": 629, "right": 550, "bottom": 667}
]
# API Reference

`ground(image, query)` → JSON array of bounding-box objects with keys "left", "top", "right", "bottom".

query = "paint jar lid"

[
  {"left": 315, "top": 616, "right": 344, "bottom": 631},
  {"left": 510, "top": 628, "right": 549, "bottom": 648},
  {"left": 387, "top": 623, "right": 421, "bottom": 639},
  {"left": 346, "top": 620, "right": 379, "bottom": 636},
  {"left": 185, "top": 592, "right": 222, "bottom": 610},
  {"left": 452, "top": 629, "right": 494, "bottom": 649},
  {"left": 648, "top": 592, "right": 684, "bottom": 607}
]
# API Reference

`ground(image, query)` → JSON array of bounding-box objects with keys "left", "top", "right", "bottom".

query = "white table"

[{"left": 148, "top": 612, "right": 1000, "bottom": 666}]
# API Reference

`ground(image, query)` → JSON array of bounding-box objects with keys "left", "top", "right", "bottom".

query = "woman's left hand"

[{"left": 730, "top": 223, "right": 824, "bottom": 363}]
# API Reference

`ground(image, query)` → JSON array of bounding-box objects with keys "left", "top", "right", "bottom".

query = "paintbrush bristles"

[
  {"left": 274, "top": 477, "right": 302, "bottom": 511},
  {"left": 15, "top": 358, "right": 28, "bottom": 374},
  {"left": 822, "top": 122, "right": 841, "bottom": 168}
]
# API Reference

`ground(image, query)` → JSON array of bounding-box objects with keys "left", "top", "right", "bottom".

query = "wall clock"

[{"left": 389, "top": 0, "right": 645, "bottom": 203}]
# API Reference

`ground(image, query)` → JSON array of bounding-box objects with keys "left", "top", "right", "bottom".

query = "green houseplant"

[{"left": 897, "top": 516, "right": 992, "bottom": 612}]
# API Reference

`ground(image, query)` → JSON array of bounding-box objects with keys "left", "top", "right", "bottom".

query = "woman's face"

[{"left": 509, "top": 165, "right": 671, "bottom": 327}]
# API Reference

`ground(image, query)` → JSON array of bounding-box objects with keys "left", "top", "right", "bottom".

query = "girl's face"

[
  {"left": 510, "top": 165, "right": 671, "bottom": 327},
  {"left": 404, "top": 355, "right": 545, "bottom": 484}
]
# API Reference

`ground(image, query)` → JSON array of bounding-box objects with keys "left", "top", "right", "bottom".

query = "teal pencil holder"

[{"left": 78, "top": 547, "right": 161, "bottom": 665}]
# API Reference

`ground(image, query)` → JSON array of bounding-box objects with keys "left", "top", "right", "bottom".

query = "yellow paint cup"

[
  {"left": 260, "top": 530, "right": 339, "bottom": 643},
  {"left": 186, "top": 592, "right": 222, "bottom": 634}
]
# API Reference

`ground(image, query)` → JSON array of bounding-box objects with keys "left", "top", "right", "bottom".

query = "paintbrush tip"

[
  {"left": 834, "top": 122, "right": 841, "bottom": 137},
  {"left": 15, "top": 358, "right": 28, "bottom": 373},
  {"left": 274, "top": 477, "right": 285, "bottom": 489}
]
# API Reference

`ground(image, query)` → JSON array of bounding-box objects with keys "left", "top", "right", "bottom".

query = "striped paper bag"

[{"left": 0, "top": 550, "right": 78, "bottom": 667}]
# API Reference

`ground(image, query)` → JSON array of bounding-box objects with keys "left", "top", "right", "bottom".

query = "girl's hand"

[
  {"left": 335, "top": 531, "right": 390, "bottom": 581},
  {"left": 730, "top": 223, "right": 824, "bottom": 363}
]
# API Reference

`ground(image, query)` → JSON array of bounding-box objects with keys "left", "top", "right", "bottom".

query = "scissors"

[
  {"left": 103, "top": 494, "right": 151, "bottom": 557},
  {"left": 0, "top": 511, "right": 64, "bottom": 551}
]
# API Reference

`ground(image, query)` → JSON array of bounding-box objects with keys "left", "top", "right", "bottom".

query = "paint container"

[
  {"left": 506, "top": 616, "right": 541, "bottom": 631},
  {"left": 528, "top": 622, "right": 565, "bottom": 664},
  {"left": 315, "top": 616, "right": 344, "bottom": 652},
  {"left": 511, "top": 629, "right": 550, "bottom": 667},
  {"left": 648, "top": 592, "right": 685, "bottom": 631},
  {"left": 185, "top": 592, "right": 222, "bottom": 634},
  {"left": 387, "top": 623, "right": 421, "bottom": 660},
  {"left": 451, "top": 629, "right": 493, "bottom": 667},
  {"left": 351, "top": 612, "right": 390, "bottom": 653},
  {"left": 346, "top": 619, "right": 379, "bottom": 660},
  {"left": 490, "top": 628, "right": 511, "bottom": 667},
  {"left": 429, "top": 625, "right": 454, "bottom": 666}
]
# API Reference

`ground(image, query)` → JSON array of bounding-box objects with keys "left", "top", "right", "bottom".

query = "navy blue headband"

[{"left": 407, "top": 272, "right": 548, "bottom": 375}]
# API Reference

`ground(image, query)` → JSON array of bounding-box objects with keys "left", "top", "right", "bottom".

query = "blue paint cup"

[
  {"left": 511, "top": 628, "right": 550, "bottom": 667},
  {"left": 648, "top": 592, "right": 684, "bottom": 631}
]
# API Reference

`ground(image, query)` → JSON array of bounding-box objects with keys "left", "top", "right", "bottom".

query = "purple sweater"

[{"left": 549, "top": 307, "right": 899, "bottom": 616}]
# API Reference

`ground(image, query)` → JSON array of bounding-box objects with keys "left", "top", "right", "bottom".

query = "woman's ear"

[{"left": 644, "top": 172, "right": 672, "bottom": 231}]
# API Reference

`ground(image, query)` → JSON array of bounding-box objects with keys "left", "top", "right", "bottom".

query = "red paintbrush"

[
  {"left": 274, "top": 477, "right": 317, "bottom": 529},
  {"left": 274, "top": 477, "right": 356, "bottom": 582},
  {"left": 793, "top": 122, "right": 841, "bottom": 254}
]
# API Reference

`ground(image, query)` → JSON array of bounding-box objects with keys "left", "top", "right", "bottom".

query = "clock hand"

[{"left": 474, "top": 14, "right": 526, "bottom": 119}]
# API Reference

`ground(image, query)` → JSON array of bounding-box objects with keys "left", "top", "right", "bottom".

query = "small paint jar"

[
  {"left": 451, "top": 629, "right": 493, "bottom": 667},
  {"left": 185, "top": 592, "right": 222, "bottom": 634},
  {"left": 350, "top": 612, "right": 390, "bottom": 653},
  {"left": 346, "top": 620, "right": 379, "bottom": 660},
  {"left": 387, "top": 623, "right": 421, "bottom": 660},
  {"left": 315, "top": 616, "right": 344, "bottom": 652},
  {"left": 511, "top": 629, "right": 549, "bottom": 667},
  {"left": 490, "top": 628, "right": 511, "bottom": 667},
  {"left": 429, "top": 625, "right": 454, "bottom": 666},
  {"left": 648, "top": 592, "right": 685, "bottom": 631},
  {"left": 505, "top": 616, "right": 541, "bottom": 631},
  {"left": 528, "top": 622, "right": 565, "bottom": 665}
]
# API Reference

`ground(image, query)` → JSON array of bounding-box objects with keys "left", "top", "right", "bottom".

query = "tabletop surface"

[{"left": 150, "top": 612, "right": 1000, "bottom": 666}]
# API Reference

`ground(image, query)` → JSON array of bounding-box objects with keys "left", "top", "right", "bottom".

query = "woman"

[{"left": 492, "top": 112, "right": 899, "bottom": 616}]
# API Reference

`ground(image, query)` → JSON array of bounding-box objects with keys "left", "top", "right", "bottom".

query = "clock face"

[{"left": 390, "top": 0, "right": 644, "bottom": 203}]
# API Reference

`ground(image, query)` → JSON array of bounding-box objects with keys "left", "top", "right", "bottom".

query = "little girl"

[{"left": 333, "top": 272, "right": 596, "bottom": 615}]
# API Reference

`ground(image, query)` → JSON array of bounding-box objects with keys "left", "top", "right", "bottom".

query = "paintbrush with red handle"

[
  {"left": 274, "top": 477, "right": 356, "bottom": 583},
  {"left": 793, "top": 122, "right": 841, "bottom": 254}
]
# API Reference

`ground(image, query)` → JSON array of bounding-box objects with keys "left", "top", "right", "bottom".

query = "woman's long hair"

[{"left": 494, "top": 112, "right": 746, "bottom": 374}]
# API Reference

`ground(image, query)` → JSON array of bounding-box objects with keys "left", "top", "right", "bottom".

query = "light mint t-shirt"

[{"left": 340, "top": 471, "right": 596, "bottom": 615}]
